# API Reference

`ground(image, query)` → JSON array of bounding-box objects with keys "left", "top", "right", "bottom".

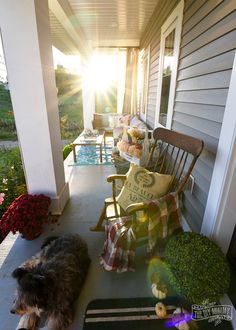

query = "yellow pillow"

[{"left": 117, "top": 164, "right": 172, "bottom": 211}]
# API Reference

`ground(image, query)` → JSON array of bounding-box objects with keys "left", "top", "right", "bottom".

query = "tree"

[
  {"left": 55, "top": 66, "right": 84, "bottom": 139},
  {"left": 55, "top": 65, "right": 82, "bottom": 97}
]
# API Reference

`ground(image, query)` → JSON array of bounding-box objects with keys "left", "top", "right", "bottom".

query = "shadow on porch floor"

[{"left": 0, "top": 164, "right": 152, "bottom": 330}]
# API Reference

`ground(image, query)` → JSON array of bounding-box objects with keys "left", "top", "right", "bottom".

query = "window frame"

[
  {"left": 139, "top": 44, "right": 150, "bottom": 122},
  {"left": 155, "top": 0, "right": 184, "bottom": 129}
]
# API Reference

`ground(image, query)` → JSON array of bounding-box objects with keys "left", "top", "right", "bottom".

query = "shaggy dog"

[{"left": 11, "top": 234, "right": 91, "bottom": 330}]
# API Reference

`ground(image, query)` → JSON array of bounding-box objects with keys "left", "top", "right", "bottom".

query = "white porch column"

[
  {"left": 0, "top": 0, "right": 69, "bottom": 214},
  {"left": 201, "top": 52, "right": 236, "bottom": 253},
  {"left": 81, "top": 57, "right": 95, "bottom": 129}
]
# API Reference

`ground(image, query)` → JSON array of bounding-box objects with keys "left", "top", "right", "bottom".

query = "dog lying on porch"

[{"left": 11, "top": 234, "right": 91, "bottom": 330}]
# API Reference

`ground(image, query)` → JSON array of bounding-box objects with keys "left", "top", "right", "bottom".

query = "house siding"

[
  {"left": 140, "top": 0, "right": 236, "bottom": 231},
  {"left": 140, "top": 0, "right": 179, "bottom": 128}
]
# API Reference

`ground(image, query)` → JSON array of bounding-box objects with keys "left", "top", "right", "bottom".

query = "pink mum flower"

[{"left": 0, "top": 193, "right": 5, "bottom": 205}]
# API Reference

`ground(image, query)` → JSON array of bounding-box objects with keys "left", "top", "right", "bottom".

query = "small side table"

[{"left": 72, "top": 130, "right": 105, "bottom": 163}]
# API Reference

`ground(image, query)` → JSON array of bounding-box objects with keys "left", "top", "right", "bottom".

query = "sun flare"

[
  {"left": 83, "top": 53, "right": 119, "bottom": 92},
  {"left": 52, "top": 47, "right": 81, "bottom": 74}
]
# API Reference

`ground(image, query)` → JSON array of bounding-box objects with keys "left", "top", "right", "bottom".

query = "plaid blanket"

[
  {"left": 99, "top": 217, "right": 135, "bottom": 273},
  {"left": 100, "top": 193, "right": 181, "bottom": 272},
  {"left": 147, "top": 192, "right": 181, "bottom": 251}
]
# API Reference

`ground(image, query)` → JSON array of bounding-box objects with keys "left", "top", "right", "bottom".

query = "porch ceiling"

[{"left": 49, "top": 0, "right": 160, "bottom": 54}]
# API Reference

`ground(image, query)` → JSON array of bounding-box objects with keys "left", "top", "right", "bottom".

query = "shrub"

[
  {"left": 0, "top": 147, "right": 27, "bottom": 219},
  {"left": 0, "top": 194, "right": 51, "bottom": 240},
  {"left": 59, "top": 114, "right": 83, "bottom": 139},
  {"left": 63, "top": 144, "right": 73, "bottom": 160},
  {"left": 165, "top": 232, "right": 230, "bottom": 304}
]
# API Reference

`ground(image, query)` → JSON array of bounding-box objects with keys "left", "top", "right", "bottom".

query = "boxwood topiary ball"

[
  {"left": 165, "top": 232, "right": 230, "bottom": 304},
  {"left": 63, "top": 144, "right": 73, "bottom": 160}
]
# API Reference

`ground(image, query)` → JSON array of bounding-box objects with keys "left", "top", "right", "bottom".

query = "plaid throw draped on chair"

[
  {"left": 100, "top": 193, "right": 181, "bottom": 272},
  {"left": 99, "top": 217, "right": 136, "bottom": 272},
  {"left": 147, "top": 192, "right": 181, "bottom": 251}
]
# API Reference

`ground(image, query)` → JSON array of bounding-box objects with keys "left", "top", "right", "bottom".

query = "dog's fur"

[{"left": 11, "top": 234, "right": 91, "bottom": 330}]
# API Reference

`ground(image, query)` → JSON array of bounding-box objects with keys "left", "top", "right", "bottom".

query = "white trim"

[
  {"left": 140, "top": 45, "right": 150, "bottom": 122},
  {"left": 50, "top": 181, "right": 70, "bottom": 215},
  {"left": 201, "top": 51, "right": 236, "bottom": 253},
  {"left": 155, "top": 0, "right": 184, "bottom": 129}
]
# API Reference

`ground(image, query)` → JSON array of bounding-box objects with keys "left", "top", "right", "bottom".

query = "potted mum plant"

[{"left": 0, "top": 193, "right": 51, "bottom": 240}]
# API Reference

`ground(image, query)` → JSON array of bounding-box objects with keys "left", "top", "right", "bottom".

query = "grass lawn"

[
  {"left": 0, "top": 109, "right": 16, "bottom": 139},
  {"left": 0, "top": 91, "right": 84, "bottom": 141},
  {"left": 58, "top": 93, "right": 84, "bottom": 139},
  {"left": 0, "top": 69, "right": 84, "bottom": 141},
  {"left": 59, "top": 97, "right": 83, "bottom": 122},
  {"left": 0, "top": 87, "right": 17, "bottom": 140}
]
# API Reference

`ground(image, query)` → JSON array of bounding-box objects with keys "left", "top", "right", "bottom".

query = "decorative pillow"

[
  {"left": 130, "top": 115, "right": 147, "bottom": 129},
  {"left": 117, "top": 164, "right": 172, "bottom": 211},
  {"left": 108, "top": 115, "right": 119, "bottom": 129},
  {"left": 117, "top": 114, "right": 131, "bottom": 127}
]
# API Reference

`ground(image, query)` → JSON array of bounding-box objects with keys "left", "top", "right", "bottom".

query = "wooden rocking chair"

[{"left": 90, "top": 127, "right": 204, "bottom": 232}]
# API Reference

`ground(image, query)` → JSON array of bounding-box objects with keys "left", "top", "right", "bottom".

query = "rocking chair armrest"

[
  {"left": 126, "top": 202, "right": 149, "bottom": 215},
  {"left": 107, "top": 174, "right": 127, "bottom": 183}
]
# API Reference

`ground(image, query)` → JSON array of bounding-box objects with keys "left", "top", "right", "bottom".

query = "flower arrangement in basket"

[
  {"left": 117, "top": 127, "right": 145, "bottom": 158},
  {"left": 0, "top": 194, "right": 51, "bottom": 240}
]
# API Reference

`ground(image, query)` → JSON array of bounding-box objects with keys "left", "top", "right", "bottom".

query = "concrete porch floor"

[{"left": 0, "top": 162, "right": 152, "bottom": 330}]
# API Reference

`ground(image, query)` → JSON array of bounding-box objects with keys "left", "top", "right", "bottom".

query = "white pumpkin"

[{"left": 151, "top": 283, "right": 167, "bottom": 299}]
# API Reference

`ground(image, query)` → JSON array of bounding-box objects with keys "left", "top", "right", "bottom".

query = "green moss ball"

[
  {"left": 63, "top": 144, "right": 73, "bottom": 160},
  {"left": 165, "top": 232, "right": 230, "bottom": 304}
]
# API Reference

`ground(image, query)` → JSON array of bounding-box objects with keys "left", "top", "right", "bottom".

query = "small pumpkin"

[
  {"left": 155, "top": 302, "right": 167, "bottom": 318},
  {"left": 151, "top": 283, "right": 167, "bottom": 299},
  {"left": 133, "top": 147, "right": 143, "bottom": 158},
  {"left": 127, "top": 144, "right": 136, "bottom": 156}
]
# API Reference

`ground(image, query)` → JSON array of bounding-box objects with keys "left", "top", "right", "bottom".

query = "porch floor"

[{"left": 0, "top": 162, "right": 152, "bottom": 330}]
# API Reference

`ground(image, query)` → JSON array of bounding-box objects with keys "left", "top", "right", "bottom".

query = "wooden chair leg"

[{"left": 90, "top": 204, "right": 106, "bottom": 232}]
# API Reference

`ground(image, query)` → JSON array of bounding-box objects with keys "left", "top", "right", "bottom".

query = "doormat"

[
  {"left": 83, "top": 298, "right": 233, "bottom": 330},
  {"left": 69, "top": 145, "right": 113, "bottom": 166}
]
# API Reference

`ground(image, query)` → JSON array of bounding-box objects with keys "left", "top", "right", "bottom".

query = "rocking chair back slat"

[
  {"left": 174, "top": 152, "right": 189, "bottom": 191},
  {"left": 164, "top": 145, "right": 175, "bottom": 174},
  {"left": 153, "top": 127, "right": 203, "bottom": 156},
  {"left": 159, "top": 143, "right": 170, "bottom": 173},
  {"left": 169, "top": 148, "right": 180, "bottom": 175},
  {"left": 147, "top": 128, "right": 204, "bottom": 194},
  {"left": 168, "top": 149, "right": 185, "bottom": 192},
  {"left": 151, "top": 141, "right": 163, "bottom": 172}
]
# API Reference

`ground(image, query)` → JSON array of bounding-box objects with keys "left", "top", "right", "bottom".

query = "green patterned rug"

[{"left": 69, "top": 145, "right": 113, "bottom": 166}]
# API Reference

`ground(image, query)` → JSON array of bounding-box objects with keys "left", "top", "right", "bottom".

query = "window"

[
  {"left": 155, "top": 0, "right": 184, "bottom": 128},
  {"left": 138, "top": 45, "right": 150, "bottom": 121}
]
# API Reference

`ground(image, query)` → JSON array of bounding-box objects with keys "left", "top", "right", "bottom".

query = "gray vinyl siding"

[
  {"left": 172, "top": 0, "right": 236, "bottom": 231},
  {"left": 140, "top": 0, "right": 236, "bottom": 232},
  {"left": 140, "top": 0, "right": 179, "bottom": 128}
]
